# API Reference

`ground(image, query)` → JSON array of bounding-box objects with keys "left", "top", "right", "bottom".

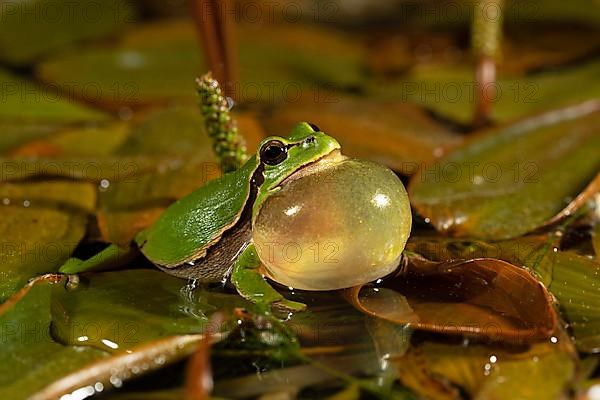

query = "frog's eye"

[
  {"left": 260, "top": 140, "right": 288, "bottom": 166},
  {"left": 308, "top": 123, "right": 321, "bottom": 132}
]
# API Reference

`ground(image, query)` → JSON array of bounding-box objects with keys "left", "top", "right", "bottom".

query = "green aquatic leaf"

[
  {"left": 0, "top": 181, "right": 96, "bottom": 300},
  {"left": 0, "top": 123, "right": 58, "bottom": 154},
  {"left": 0, "top": 0, "right": 135, "bottom": 65},
  {"left": 0, "top": 69, "right": 108, "bottom": 123},
  {"left": 373, "top": 59, "right": 600, "bottom": 125},
  {"left": 0, "top": 279, "right": 109, "bottom": 399},
  {"left": 30, "top": 333, "right": 220, "bottom": 400},
  {"left": 51, "top": 269, "right": 244, "bottom": 352},
  {"left": 37, "top": 20, "right": 365, "bottom": 108},
  {"left": 8, "top": 122, "right": 131, "bottom": 158},
  {"left": 0, "top": 273, "right": 229, "bottom": 400},
  {"left": 393, "top": 336, "right": 576, "bottom": 400},
  {"left": 409, "top": 102, "right": 600, "bottom": 240}
]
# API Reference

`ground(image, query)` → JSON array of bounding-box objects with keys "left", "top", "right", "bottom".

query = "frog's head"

[{"left": 252, "top": 122, "right": 341, "bottom": 216}]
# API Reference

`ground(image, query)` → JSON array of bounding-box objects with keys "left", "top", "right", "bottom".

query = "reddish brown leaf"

[{"left": 345, "top": 256, "right": 557, "bottom": 342}]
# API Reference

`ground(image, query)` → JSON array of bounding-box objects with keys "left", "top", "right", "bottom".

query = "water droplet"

[
  {"left": 109, "top": 375, "right": 123, "bottom": 388},
  {"left": 489, "top": 355, "right": 497, "bottom": 363},
  {"left": 23, "top": 200, "right": 31, "bottom": 208},
  {"left": 94, "top": 382, "right": 104, "bottom": 393},
  {"left": 100, "top": 179, "right": 110, "bottom": 189},
  {"left": 550, "top": 336, "right": 558, "bottom": 344},
  {"left": 587, "top": 384, "right": 600, "bottom": 399},
  {"left": 101, "top": 339, "right": 119, "bottom": 350},
  {"left": 60, "top": 385, "right": 95, "bottom": 400},
  {"left": 226, "top": 96, "right": 235, "bottom": 110},
  {"left": 473, "top": 175, "right": 484, "bottom": 185}
]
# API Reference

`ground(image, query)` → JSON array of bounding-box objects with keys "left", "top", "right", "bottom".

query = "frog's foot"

[{"left": 231, "top": 243, "right": 307, "bottom": 313}]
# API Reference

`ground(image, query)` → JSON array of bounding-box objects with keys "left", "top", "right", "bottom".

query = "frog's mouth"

[{"left": 277, "top": 149, "right": 346, "bottom": 188}]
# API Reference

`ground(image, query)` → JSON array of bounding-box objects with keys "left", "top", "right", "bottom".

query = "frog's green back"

[{"left": 135, "top": 156, "right": 258, "bottom": 267}]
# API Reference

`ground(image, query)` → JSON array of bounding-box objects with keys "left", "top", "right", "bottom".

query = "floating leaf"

[
  {"left": 0, "top": 0, "right": 135, "bottom": 65},
  {"left": 374, "top": 59, "right": 600, "bottom": 124},
  {"left": 0, "top": 279, "right": 109, "bottom": 399},
  {"left": 51, "top": 269, "right": 246, "bottom": 352},
  {"left": 0, "top": 123, "right": 58, "bottom": 154},
  {"left": 37, "top": 21, "right": 365, "bottom": 108},
  {"left": 0, "top": 155, "right": 160, "bottom": 183},
  {"left": 407, "top": 236, "right": 600, "bottom": 353},
  {"left": 409, "top": 102, "right": 600, "bottom": 240},
  {"left": 393, "top": 333, "right": 576, "bottom": 400},
  {"left": 9, "top": 122, "right": 131, "bottom": 158},
  {"left": 346, "top": 256, "right": 556, "bottom": 342},
  {"left": 0, "top": 181, "right": 96, "bottom": 300},
  {"left": 0, "top": 69, "right": 108, "bottom": 123},
  {"left": 264, "top": 94, "right": 461, "bottom": 173},
  {"left": 29, "top": 334, "right": 221, "bottom": 400}
]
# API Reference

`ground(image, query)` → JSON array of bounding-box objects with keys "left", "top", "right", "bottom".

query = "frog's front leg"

[
  {"left": 231, "top": 243, "right": 306, "bottom": 312},
  {"left": 59, "top": 243, "right": 138, "bottom": 274}
]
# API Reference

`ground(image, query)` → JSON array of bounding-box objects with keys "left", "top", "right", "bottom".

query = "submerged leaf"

[
  {"left": 346, "top": 256, "right": 556, "bottom": 342},
  {"left": 410, "top": 102, "right": 600, "bottom": 240}
]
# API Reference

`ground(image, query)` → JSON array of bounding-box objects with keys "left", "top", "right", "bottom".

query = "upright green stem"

[
  {"left": 196, "top": 73, "right": 247, "bottom": 173},
  {"left": 471, "top": 0, "right": 504, "bottom": 129}
]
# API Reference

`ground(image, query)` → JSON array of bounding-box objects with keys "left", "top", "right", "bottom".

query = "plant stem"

[
  {"left": 197, "top": 73, "right": 247, "bottom": 173},
  {"left": 191, "top": 0, "right": 238, "bottom": 100},
  {"left": 471, "top": 0, "right": 504, "bottom": 129}
]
